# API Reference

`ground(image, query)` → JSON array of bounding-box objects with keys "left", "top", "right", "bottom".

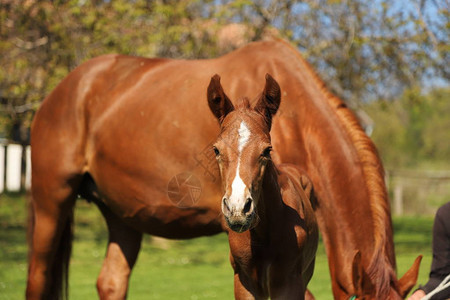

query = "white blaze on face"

[
  {"left": 237, "top": 121, "right": 250, "bottom": 152},
  {"left": 229, "top": 121, "right": 251, "bottom": 212}
]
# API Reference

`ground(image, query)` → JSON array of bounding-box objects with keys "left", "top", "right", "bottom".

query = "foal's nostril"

[
  {"left": 222, "top": 197, "right": 231, "bottom": 216},
  {"left": 243, "top": 198, "right": 253, "bottom": 215}
]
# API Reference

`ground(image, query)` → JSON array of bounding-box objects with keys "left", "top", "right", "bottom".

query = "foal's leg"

[
  {"left": 305, "top": 289, "right": 315, "bottom": 300},
  {"left": 96, "top": 204, "right": 143, "bottom": 300},
  {"left": 234, "top": 273, "right": 258, "bottom": 300}
]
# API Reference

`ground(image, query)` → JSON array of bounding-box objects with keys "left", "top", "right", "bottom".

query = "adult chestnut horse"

[
  {"left": 27, "top": 38, "right": 420, "bottom": 299},
  {"left": 207, "top": 73, "right": 318, "bottom": 299}
]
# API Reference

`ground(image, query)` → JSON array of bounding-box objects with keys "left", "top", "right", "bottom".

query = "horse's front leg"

[{"left": 96, "top": 203, "right": 142, "bottom": 300}]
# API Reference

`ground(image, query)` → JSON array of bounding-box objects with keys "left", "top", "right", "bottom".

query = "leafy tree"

[
  {"left": 0, "top": 0, "right": 448, "bottom": 144},
  {"left": 223, "top": 0, "right": 448, "bottom": 103},
  {"left": 419, "top": 89, "right": 450, "bottom": 160},
  {"left": 365, "top": 87, "right": 450, "bottom": 168}
]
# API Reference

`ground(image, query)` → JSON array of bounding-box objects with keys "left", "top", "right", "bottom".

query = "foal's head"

[{"left": 207, "top": 74, "right": 281, "bottom": 233}]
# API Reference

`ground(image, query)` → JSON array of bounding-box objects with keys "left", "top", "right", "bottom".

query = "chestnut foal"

[{"left": 207, "top": 74, "right": 319, "bottom": 299}]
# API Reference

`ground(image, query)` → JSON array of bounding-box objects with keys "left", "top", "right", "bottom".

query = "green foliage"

[
  {"left": 0, "top": 0, "right": 448, "bottom": 143},
  {"left": 365, "top": 87, "right": 450, "bottom": 168},
  {"left": 149, "top": 0, "right": 220, "bottom": 58},
  {"left": 0, "top": 0, "right": 212, "bottom": 140},
  {"left": 365, "top": 100, "right": 409, "bottom": 167},
  {"left": 420, "top": 89, "right": 450, "bottom": 159}
]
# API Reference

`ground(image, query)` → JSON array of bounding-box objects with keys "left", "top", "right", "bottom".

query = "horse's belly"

[
  {"left": 89, "top": 156, "right": 224, "bottom": 238},
  {"left": 118, "top": 201, "right": 224, "bottom": 238}
]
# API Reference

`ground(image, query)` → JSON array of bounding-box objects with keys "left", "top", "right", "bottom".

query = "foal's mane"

[
  {"left": 275, "top": 38, "right": 395, "bottom": 296},
  {"left": 236, "top": 97, "right": 251, "bottom": 110}
]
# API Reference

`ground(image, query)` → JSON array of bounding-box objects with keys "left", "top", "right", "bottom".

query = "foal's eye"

[
  {"left": 213, "top": 146, "right": 220, "bottom": 157},
  {"left": 261, "top": 147, "right": 272, "bottom": 159}
]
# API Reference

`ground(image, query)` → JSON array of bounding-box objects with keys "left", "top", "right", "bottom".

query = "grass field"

[{"left": 0, "top": 193, "right": 434, "bottom": 299}]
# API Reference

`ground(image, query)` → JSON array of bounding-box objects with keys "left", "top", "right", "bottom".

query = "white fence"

[
  {"left": 386, "top": 169, "right": 450, "bottom": 216},
  {"left": 0, "top": 144, "right": 31, "bottom": 193}
]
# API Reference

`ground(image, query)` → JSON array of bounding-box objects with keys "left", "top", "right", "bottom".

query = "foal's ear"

[
  {"left": 207, "top": 74, "right": 234, "bottom": 123},
  {"left": 255, "top": 74, "right": 281, "bottom": 130}
]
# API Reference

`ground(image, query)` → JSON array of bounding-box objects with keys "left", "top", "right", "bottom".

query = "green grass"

[{"left": 0, "top": 194, "right": 434, "bottom": 299}]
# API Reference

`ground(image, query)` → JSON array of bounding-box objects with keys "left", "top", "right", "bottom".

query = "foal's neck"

[
  {"left": 262, "top": 161, "right": 282, "bottom": 196},
  {"left": 252, "top": 161, "right": 284, "bottom": 238}
]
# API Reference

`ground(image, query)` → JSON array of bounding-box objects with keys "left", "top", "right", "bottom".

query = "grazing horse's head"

[
  {"left": 207, "top": 74, "right": 281, "bottom": 233},
  {"left": 342, "top": 250, "right": 422, "bottom": 300}
]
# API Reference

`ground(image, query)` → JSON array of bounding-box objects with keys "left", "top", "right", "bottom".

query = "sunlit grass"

[{"left": 0, "top": 194, "right": 434, "bottom": 299}]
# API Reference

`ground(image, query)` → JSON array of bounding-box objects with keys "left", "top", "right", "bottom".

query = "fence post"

[
  {"left": 393, "top": 180, "right": 404, "bottom": 216},
  {"left": 6, "top": 144, "right": 22, "bottom": 192},
  {"left": 26, "top": 146, "right": 31, "bottom": 190},
  {"left": 0, "top": 145, "right": 5, "bottom": 193}
]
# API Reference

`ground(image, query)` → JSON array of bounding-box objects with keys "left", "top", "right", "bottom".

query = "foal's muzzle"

[{"left": 222, "top": 197, "right": 255, "bottom": 233}]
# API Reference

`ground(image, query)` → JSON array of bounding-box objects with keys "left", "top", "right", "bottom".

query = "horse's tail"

[
  {"left": 26, "top": 192, "right": 35, "bottom": 264},
  {"left": 53, "top": 208, "right": 74, "bottom": 300},
  {"left": 27, "top": 193, "right": 74, "bottom": 300}
]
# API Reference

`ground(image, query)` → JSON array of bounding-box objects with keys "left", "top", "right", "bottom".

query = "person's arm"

[
  {"left": 423, "top": 203, "right": 450, "bottom": 292},
  {"left": 412, "top": 203, "right": 450, "bottom": 299}
]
